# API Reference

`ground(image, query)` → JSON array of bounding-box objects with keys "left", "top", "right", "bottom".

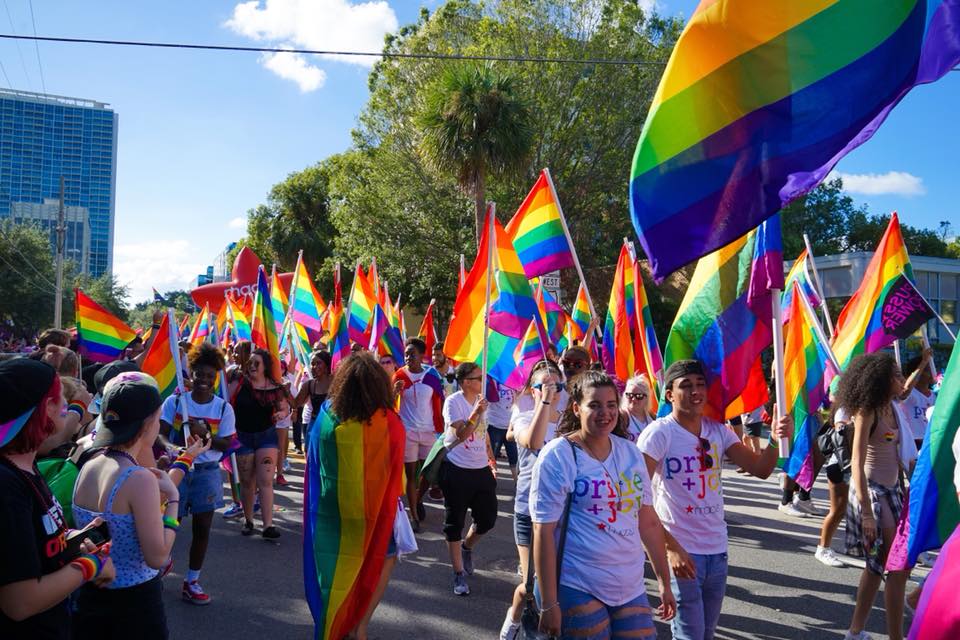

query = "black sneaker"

[
  {"left": 262, "top": 526, "right": 281, "bottom": 540},
  {"left": 416, "top": 500, "right": 426, "bottom": 521},
  {"left": 241, "top": 520, "right": 256, "bottom": 536}
]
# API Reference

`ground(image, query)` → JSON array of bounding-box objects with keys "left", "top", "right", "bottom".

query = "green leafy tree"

[
  {"left": 128, "top": 289, "right": 196, "bottom": 330},
  {"left": 0, "top": 221, "right": 57, "bottom": 335},
  {"left": 417, "top": 63, "right": 534, "bottom": 242}
]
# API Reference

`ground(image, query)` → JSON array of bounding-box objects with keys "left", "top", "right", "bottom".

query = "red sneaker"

[
  {"left": 276, "top": 473, "right": 289, "bottom": 486},
  {"left": 182, "top": 580, "right": 211, "bottom": 606}
]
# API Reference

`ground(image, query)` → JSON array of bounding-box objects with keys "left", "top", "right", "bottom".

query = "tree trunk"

[{"left": 474, "top": 169, "right": 486, "bottom": 247}]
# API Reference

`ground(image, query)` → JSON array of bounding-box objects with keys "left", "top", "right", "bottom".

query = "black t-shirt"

[{"left": 0, "top": 458, "right": 71, "bottom": 639}]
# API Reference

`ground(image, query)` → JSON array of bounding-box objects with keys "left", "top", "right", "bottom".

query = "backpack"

[{"left": 36, "top": 446, "right": 104, "bottom": 528}]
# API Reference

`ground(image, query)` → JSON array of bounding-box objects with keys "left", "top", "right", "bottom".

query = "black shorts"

[
  {"left": 73, "top": 575, "right": 168, "bottom": 640},
  {"left": 438, "top": 461, "right": 498, "bottom": 542},
  {"left": 825, "top": 463, "right": 849, "bottom": 486}
]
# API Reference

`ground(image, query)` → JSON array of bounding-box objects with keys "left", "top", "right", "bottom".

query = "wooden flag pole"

[
  {"left": 770, "top": 292, "right": 789, "bottom": 455},
  {"left": 802, "top": 234, "right": 834, "bottom": 335},
  {"left": 480, "top": 203, "right": 496, "bottom": 403},
  {"left": 544, "top": 167, "right": 598, "bottom": 321}
]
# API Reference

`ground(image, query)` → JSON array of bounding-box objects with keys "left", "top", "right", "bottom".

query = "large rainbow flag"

[
  {"left": 270, "top": 267, "right": 290, "bottom": 338},
  {"left": 303, "top": 405, "right": 405, "bottom": 640},
  {"left": 781, "top": 281, "right": 838, "bottom": 490},
  {"left": 630, "top": 0, "right": 960, "bottom": 280},
  {"left": 662, "top": 217, "right": 782, "bottom": 420},
  {"left": 251, "top": 266, "right": 283, "bottom": 381},
  {"left": 505, "top": 169, "right": 575, "bottom": 278},
  {"left": 328, "top": 270, "right": 351, "bottom": 371},
  {"left": 74, "top": 289, "right": 137, "bottom": 363},
  {"left": 631, "top": 256, "right": 663, "bottom": 398},
  {"left": 226, "top": 296, "right": 252, "bottom": 342},
  {"left": 488, "top": 217, "right": 538, "bottom": 340},
  {"left": 348, "top": 264, "right": 378, "bottom": 346},
  {"left": 602, "top": 243, "right": 636, "bottom": 383},
  {"left": 140, "top": 310, "right": 180, "bottom": 400}
]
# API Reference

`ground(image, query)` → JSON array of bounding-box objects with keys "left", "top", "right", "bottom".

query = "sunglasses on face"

[
  {"left": 561, "top": 359, "right": 587, "bottom": 370},
  {"left": 625, "top": 392, "right": 647, "bottom": 401},
  {"left": 532, "top": 382, "right": 565, "bottom": 392},
  {"left": 697, "top": 437, "right": 714, "bottom": 471}
]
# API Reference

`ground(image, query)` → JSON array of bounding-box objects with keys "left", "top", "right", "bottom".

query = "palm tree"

[{"left": 418, "top": 63, "right": 533, "bottom": 243}]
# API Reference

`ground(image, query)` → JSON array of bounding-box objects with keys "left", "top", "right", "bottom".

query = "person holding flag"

[{"left": 158, "top": 343, "right": 236, "bottom": 605}]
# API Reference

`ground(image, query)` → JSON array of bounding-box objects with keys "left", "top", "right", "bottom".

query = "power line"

[
  {"left": 0, "top": 250, "right": 54, "bottom": 296},
  {"left": 26, "top": 0, "right": 45, "bottom": 95},
  {"left": 0, "top": 227, "right": 57, "bottom": 288},
  {"left": 0, "top": 2, "right": 32, "bottom": 90},
  {"left": 0, "top": 33, "right": 668, "bottom": 67}
]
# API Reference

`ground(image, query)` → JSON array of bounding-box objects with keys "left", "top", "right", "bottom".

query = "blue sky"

[{"left": 3, "top": 0, "right": 956, "bottom": 303}]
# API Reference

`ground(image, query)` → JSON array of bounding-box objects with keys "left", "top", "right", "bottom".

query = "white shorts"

[{"left": 404, "top": 429, "right": 436, "bottom": 463}]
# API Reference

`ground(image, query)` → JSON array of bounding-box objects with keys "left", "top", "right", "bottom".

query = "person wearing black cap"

[
  {"left": 637, "top": 359, "right": 792, "bottom": 640},
  {"left": 71, "top": 371, "right": 208, "bottom": 640},
  {"left": 0, "top": 359, "right": 116, "bottom": 639}
]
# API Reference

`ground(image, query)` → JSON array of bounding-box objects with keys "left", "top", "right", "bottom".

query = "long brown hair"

[
  {"left": 557, "top": 370, "right": 628, "bottom": 439},
  {"left": 328, "top": 352, "right": 393, "bottom": 423}
]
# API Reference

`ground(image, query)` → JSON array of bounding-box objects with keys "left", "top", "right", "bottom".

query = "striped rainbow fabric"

[
  {"left": 304, "top": 405, "right": 405, "bottom": 640},
  {"left": 270, "top": 267, "right": 290, "bottom": 338},
  {"left": 489, "top": 217, "right": 538, "bottom": 340},
  {"left": 328, "top": 274, "right": 351, "bottom": 371},
  {"left": 505, "top": 169, "right": 575, "bottom": 279},
  {"left": 630, "top": 0, "right": 960, "bottom": 280},
  {"left": 188, "top": 304, "right": 210, "bottom": 348},
  {"left": 508, "top": 312, "right": 551, "bottom": 389},
  {"left": 417, "top": 299, "right": 437, "bottom": 362},
  {"left": 602, "top": 243, "right": 636, "bottom": 383},
  {"left": 831, "top": 213, "right": 913, "bottom": 368},
  {"left": 140, "top": 311, "right": 179, "bottom": 399},
  {"left": 348, "top": 264, "right": 378, "bottom": 346},
  {"left": 570, "top": 283, "right": 591, "bottom": 337},
  {"left": 782, "top": 249, "right": 823, "bottom": 324},
  {"left": 782, "top": 281, "right": 838, "bottom": 490},
  {"left": 74, "top": 288, "right": 137, "bottom": 363},
  {"left": 226, "top": 296, "right": 252, "bottom": 341},
  {"left": 631, "top": 256, "right": 663, "bottom": 411},
  {"left": 251, "top": 267, "right": 283, "bottom": 381}
]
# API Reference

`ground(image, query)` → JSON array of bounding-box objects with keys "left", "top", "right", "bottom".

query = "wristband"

[
  {"left": 170, "top": 454, "right": 194, "bottom": 475},
  {"left": 541, "top": 401, "right": 551, "bottom": 405},
  {"left": 162, "top": 515, "right": 180, "bottom": 531},
  {"left": 540, "top": 601, "right": 560, "bottom": 613},
  {"left": 67, "top": 402, "right": 86, "bottom": 420},
  {"left": 70, "top": 553, "right": 103, "bottom": 583},
  {"left": 767, "top": 436, "right": 779, "bottom": 450}
]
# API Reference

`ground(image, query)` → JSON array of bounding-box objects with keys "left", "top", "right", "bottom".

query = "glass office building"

[{"left": 0, "top": 89, "right": 118, "bottom": 277}]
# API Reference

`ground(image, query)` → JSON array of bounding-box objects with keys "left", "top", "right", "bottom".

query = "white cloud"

[
  {"left": 114, "top": 240, "right": 207, "bottom": 304},
  {"left": 261, "top": 49, "right": 327, "bottom": 92},
  {"left": 227, "top": 216, "right": 248, "bottom": 230},
  {"left": 225, "top": 0, "right": 399, "bottom": 88},
  {"left": 830, "top": 170, "right": 926, "bottom": 197}
]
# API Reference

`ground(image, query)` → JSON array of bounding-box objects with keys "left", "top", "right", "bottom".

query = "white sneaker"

[
  {"left": 499, "top": 608, "right": 521, "bottom": 640},
  {"left": 794, "top": 498, "right": 822, "bottom": 515},
  {"left": 778, "top": 502, "right": 808, "bottom": 518},
  {"left": 815, "top": 546, "right": 845, "bottom": 567},
  {"left": 843, "top": 631, "right": 873, "bottom": 640}
]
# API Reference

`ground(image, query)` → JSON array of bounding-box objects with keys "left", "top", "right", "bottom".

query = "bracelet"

[
  {"left": 540, "top": 601, "right": 560, "bottom": 613},
  {"left": 767, "top": 436, "right": 779, "bottom": 450},
  {"left": 541, "top": 401, "right": 551, "bottom": 405},
  {"left": 170, "top": 454, "right": 194, "bottom": 475},
  {"left": 162, "top": 515, "right": 180, "bottom": 531},
  {"left": 164, "top": 500, "right": 180, "bottom": 506},
  {"left": 70, "top": 553, "right": 103, "bottom": 583}
]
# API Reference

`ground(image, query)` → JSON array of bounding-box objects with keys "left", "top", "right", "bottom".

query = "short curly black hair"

[
  {"left": 835, "top": 352, "right": 900, "bottom": 415},
  {"left": 188, "top": 342, "right": 226, "bottom": 372}
]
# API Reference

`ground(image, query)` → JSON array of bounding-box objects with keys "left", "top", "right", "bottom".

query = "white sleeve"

[
  {"left": 159, "top": 395, "right": 178, "bottom": 425},
  {"left": 636, "top": 422, "right": 669, "bottom": 462},
  {"left": 511, "top": 410, "right": 534, "bottom": 442},
  {"left": 442, "top": 395, "right": 458, "bottom": 428},
  {"left": 530, "top": 441, "right": 574, "bottom": 524}
]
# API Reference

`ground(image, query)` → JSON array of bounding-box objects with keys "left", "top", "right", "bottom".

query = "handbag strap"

[{"left": 555, "top": 438, "right": 578, "bottom": 583}]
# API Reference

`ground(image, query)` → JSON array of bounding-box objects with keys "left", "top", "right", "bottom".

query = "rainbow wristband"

[
  {"left": 71, "top": 553, "right": 103, "bottom": 582},
  {"left": 170, "top": 460, "right": 190, "bottom": 475},
  {"left": 162, "top": 515, "right": 180, "bottom": 531},
  {"left": 67, "top": 400, "right": 87, "bottom": 419}
]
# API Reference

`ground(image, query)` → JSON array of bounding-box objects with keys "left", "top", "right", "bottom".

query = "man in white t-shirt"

[
  {"left": 486, "top": 382, "right": 518, "bottom": 481},
  {"left": 637, "top": 359, "right": 791, "bottom": 640},
  {"left": 898, "top": 350, "right": 937, "bottom": 447}
]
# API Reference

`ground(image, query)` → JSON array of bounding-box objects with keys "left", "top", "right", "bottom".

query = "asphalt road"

[{"left": 165, "top": 451, "right": 931, "bottom": 640}]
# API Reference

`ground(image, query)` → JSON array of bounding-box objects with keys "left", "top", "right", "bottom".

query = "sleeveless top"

[
  {"left": 864, "top": 405, "right": 901, "bottom": 489},
  {"left": 73, "top": 466, "right": 159, "bottom": 588},
  {"left": 233, "top": 378, "right": 286, "bottom": 434}
]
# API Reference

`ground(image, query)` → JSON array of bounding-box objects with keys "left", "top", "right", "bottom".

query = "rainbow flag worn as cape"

[
  {"left": 662, "top": 216, "right": 782, "bottom": 420},
  {"left": 630, "top": 0, "right": 960, "bottom": 280},
  {"left": 251, "top": 267, "right": 283, "bottom": 381},
  {"left": 74, "top": 288, "right": 137, "bottom": 363},
  {"left": 887, "top": 341, "right": 960, "bottom": 573},
  {"left": 417, "top": 300, "right": 438, "bottom": 363},
  {"left": 304, "top": 405, "right": 405, "bottom": 640},
  {"left": 505, "top": 169, "right": 575, "bottom": 278},
  {"left": 602, "top": 243, "right": 637, "bottom": 383},
  {"left": 140, "top": 311, "right": 179, "bottom": 399},
  {"left": 781, "top": 281, "right": 838, "bottom": 490}
]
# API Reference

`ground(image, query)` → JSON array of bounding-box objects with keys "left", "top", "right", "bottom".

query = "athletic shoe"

[
  {"left": 794, "top": 498, "right": 822, "bottom": 515},
  {"left": 182, "top": 580, "right": 212, "bottom": 605},
  {"left": 416, "top": 500, "right": 426, "bottom": 521},
  {"left": 815, "top": 546, "right": 845, "bottom": 567},
  {"left": 294, "top": 448, "right": 304, "bottom": 455},
  {"left": 241, "top": 520, "right": 256, "bottom": 536},
  {"left": 453, "top": 571, "right": 470, "bottom": 596},
  {"left": 461, "top": 544, "right": 474, "bottom": 576},
  {"left": 276, "top": 474, "right": 289, "bottom": 486},
  {"left": 778, "top": 502, "right": 808, "bottom": 518},
  {"left": 222, "top": 503, "right": 244, "bottom": 519},
  {"left": 843, "top": 631, "right": 873, "bottom": 640},
  {"left": 282, "top": 458, "right": 291, "bottom": 472},
  {"left": 159, "top": 557, "right": 174, "bottom": 578},
  {"left": 262, "top": 526, "right": 281, "bottom": 540},
  {"left": 499, "top": 608, "right": 520, "bottom": 640}
]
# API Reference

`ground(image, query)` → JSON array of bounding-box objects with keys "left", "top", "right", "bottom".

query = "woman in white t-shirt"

[
  {"left": 439, "top": 362, "right": 496, "bottom": 597},
  {"left": 620, "top": 374, "right": 654, "bottom": 443},
  {"left": 531, "top": 370, "right": 675, "bottom": 639}
]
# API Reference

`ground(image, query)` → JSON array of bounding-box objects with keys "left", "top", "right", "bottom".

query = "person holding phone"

[
  {"left": 159, "top": 343, "right": 236, "bottom": 605},
  {"left": 0, "top": 359, "right": 115, "bottom": 639}
]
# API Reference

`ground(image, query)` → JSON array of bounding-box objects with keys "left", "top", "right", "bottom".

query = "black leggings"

[
  {"left": 73, "top": 575, "right": 168, "bottom": 639},
  {"left": 438, "top": 461, "right": 498, "bottom": 542}
]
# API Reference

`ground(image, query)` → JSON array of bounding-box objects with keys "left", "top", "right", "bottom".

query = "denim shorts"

[
  {"left": 237, "top": 427, "right": 279, "bottom": 455},
  {"left": 514, "top": 511, "right": 533, "bottom": 547},
  {"left": 534, "top": 583, "right": 655, "bottom": 639},
  {"left": 178, "top": 462, "right": 224, "bottom": 518}
]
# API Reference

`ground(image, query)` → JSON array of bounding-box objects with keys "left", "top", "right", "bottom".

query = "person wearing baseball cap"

[
  {"left": 637, "top": 359, "right": 792, "bottom": 640},
  {"left": 0, "top": 358, "right": 115, "bottom": 638},
  {"left": 71, "top": 371, "right": 208, "bottom": 640}
]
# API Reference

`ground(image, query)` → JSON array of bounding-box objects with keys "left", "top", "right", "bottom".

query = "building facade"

[
  {"left": 0, "top": 89, "right": 118, "bottom": 277},
  {"left": 10, "top": 198, "right": 90, "bottom": 274}
]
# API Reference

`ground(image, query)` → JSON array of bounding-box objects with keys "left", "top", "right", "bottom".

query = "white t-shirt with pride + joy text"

[
  {"left": 637, "top": 415, "right": 740, "bottom": 556},
  {"left": 442, "top": 392, "right": 490, "bottom": 469},
  {"left": 530, "top": 435, "right": 653, "bottom": 607}
]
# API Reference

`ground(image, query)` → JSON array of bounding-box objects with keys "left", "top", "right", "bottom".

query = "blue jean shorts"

[
  {"left": 236, "top": 427, "right": 279, "bottom": 455},
  {"left": 535, "top": 583, "right": 656, "bottom": 639},
  {"left": 514, "top": 511, "right": 533, "bottom": 547},
  {"left": 178, "top": 462, "right": 225, "bottom": 518}
]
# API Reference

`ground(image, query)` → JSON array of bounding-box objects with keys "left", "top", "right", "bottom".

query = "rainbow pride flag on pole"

[
  {"left": 488, "top": 218, "right": 538, "bottom": 340},
  {"left": 74, "top": 288, "right": 137, "bottom": 363},
  {"left": 328, "top": 266, "right": 351, "bottom": 371},
  {"left": 631, "top": 255, "right": 663, "bottom": 410},
  {"left": 251, "top": 266, "right": 283, "bottom": 381},
  {"left": 226, "top": 296, "right": 252, "bottom": 342},
  {"left": 418, "top": 299, "right": 438, "bottom": 363},
  {"left": 304, "top": 405, "right": 405, "bottom": 640},
  {"left": 140, "top": 309, "right": 180, "bottom": 399},
  {"left": 270, "top": 266, "right": 290, "bottom": 338},
  {"left": 630, "top": 0, "right": 960, "bottom": 280},
  {"left": 782, "top": 249, "right": 823, "bottom": 325},
  {"left": 348, "top": 264, "right": 378, "bottom": 346},
  {"left": 188, "top": 304, "right": 210, "bottom": 348},
  {"left": 508, "top": 312, "right": 551, "bottom": 389},
  {"left": 506, "top": 169, "right": 575, "bottom": 278},
  {"left": 602, "top": 243, "right": 636, "bottom": 383}
]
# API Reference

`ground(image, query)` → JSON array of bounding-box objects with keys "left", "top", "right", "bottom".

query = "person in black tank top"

[{"left": 294, "top": 351, "right": 332, "bottom": 435}]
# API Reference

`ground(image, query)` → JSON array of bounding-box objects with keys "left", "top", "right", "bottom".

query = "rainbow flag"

[
  {"left": 663, "top": 217, "right": 782, "bottom": 420},
  {"left": 188, "top": 305, "right": 210, "bottom": 348},
  {"left": 141, "top": 311, "right": 180, "bottom": 399},
  {"left": 571, "top": 283, "right": 591, "bottom": 337},
  {"left": 508, "top": 312, "right": 551, "bottom": 389},
  {"left": 488, "top": 216, "right": 538, "bottom": 340},
  {"left": 782, "top": 249, "right": 823, "bottom": 325},
  {"left": 177, "top": 313, "right": 191, "bottom": 339},
  {"left": 418, "top": 299, "right": 438, "bottom": 363},
  {"left": 251, "top": 266, "right": 282, "bottom": 381},
  {"left": 631, "top": 257, "right": 663, "bottom": 412},
  {"left": 304, "top": 405, "right": 405, "bottom": 640},
  {"left": 226, "top": 296, "right": 252, "bottom": 342},
  {"left": 538, "top": 285, "right": 567, "bottom": 348},
  {"left": 505, "top": 169, "right": 574, "bottom": 278},
  {"left": 270, "top": 267, "right": 290, "bottom": 338},
  {"left": 629, "top": 0, "right": 960, "bottom": 280},
  {"left": 289, "top": 254, "right": 325, "bottom": 353},
  {"left": 907, "top": 526, "right": 960, "bottom": 640},
  {"left": 74, "top": 289, "right": 137, "bottom": 363},
  {"left": 602, "top": 243, "right": 636, "bottom": 383},
  {"left": 370, "top": 304, "right": 404, "bottom": 363},
  {"left": 348, "top": 264, "right": 378, "bottom": 346},
  {"left": 328, "top": 270, "right": 351, "bottom": 371},
  {"left": 887, "top": 341, "right": 960, "bottom": 573},
  {"left": 782, "top": 281, "right": 839, "bottom": 490}
]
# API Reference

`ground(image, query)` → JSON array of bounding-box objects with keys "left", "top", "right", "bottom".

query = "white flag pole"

[
  {"left": 544, "top": 168, "right": 598, "bottom": 321},
  {"left": 770, "top": 293, "right": 789, "bottom": 455},
  {"left": 802, "top": 233, "right": 834, "bottom": 335},
  {"left": 169, "top": 308, "right": 192, "bottom": 439},
  {"left": 480, "top": 203, "right": 496, "bottom": 403},
  {"left": 796, "top": 282, "right": 842, "bottom": 373}
]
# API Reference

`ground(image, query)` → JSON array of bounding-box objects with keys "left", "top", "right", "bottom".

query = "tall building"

[
  {"left": 11, "top": 198, "right": 91, "bottom": 274},
  {"left": 0, "top": 89, "right": 118, "bottom": 277}
]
